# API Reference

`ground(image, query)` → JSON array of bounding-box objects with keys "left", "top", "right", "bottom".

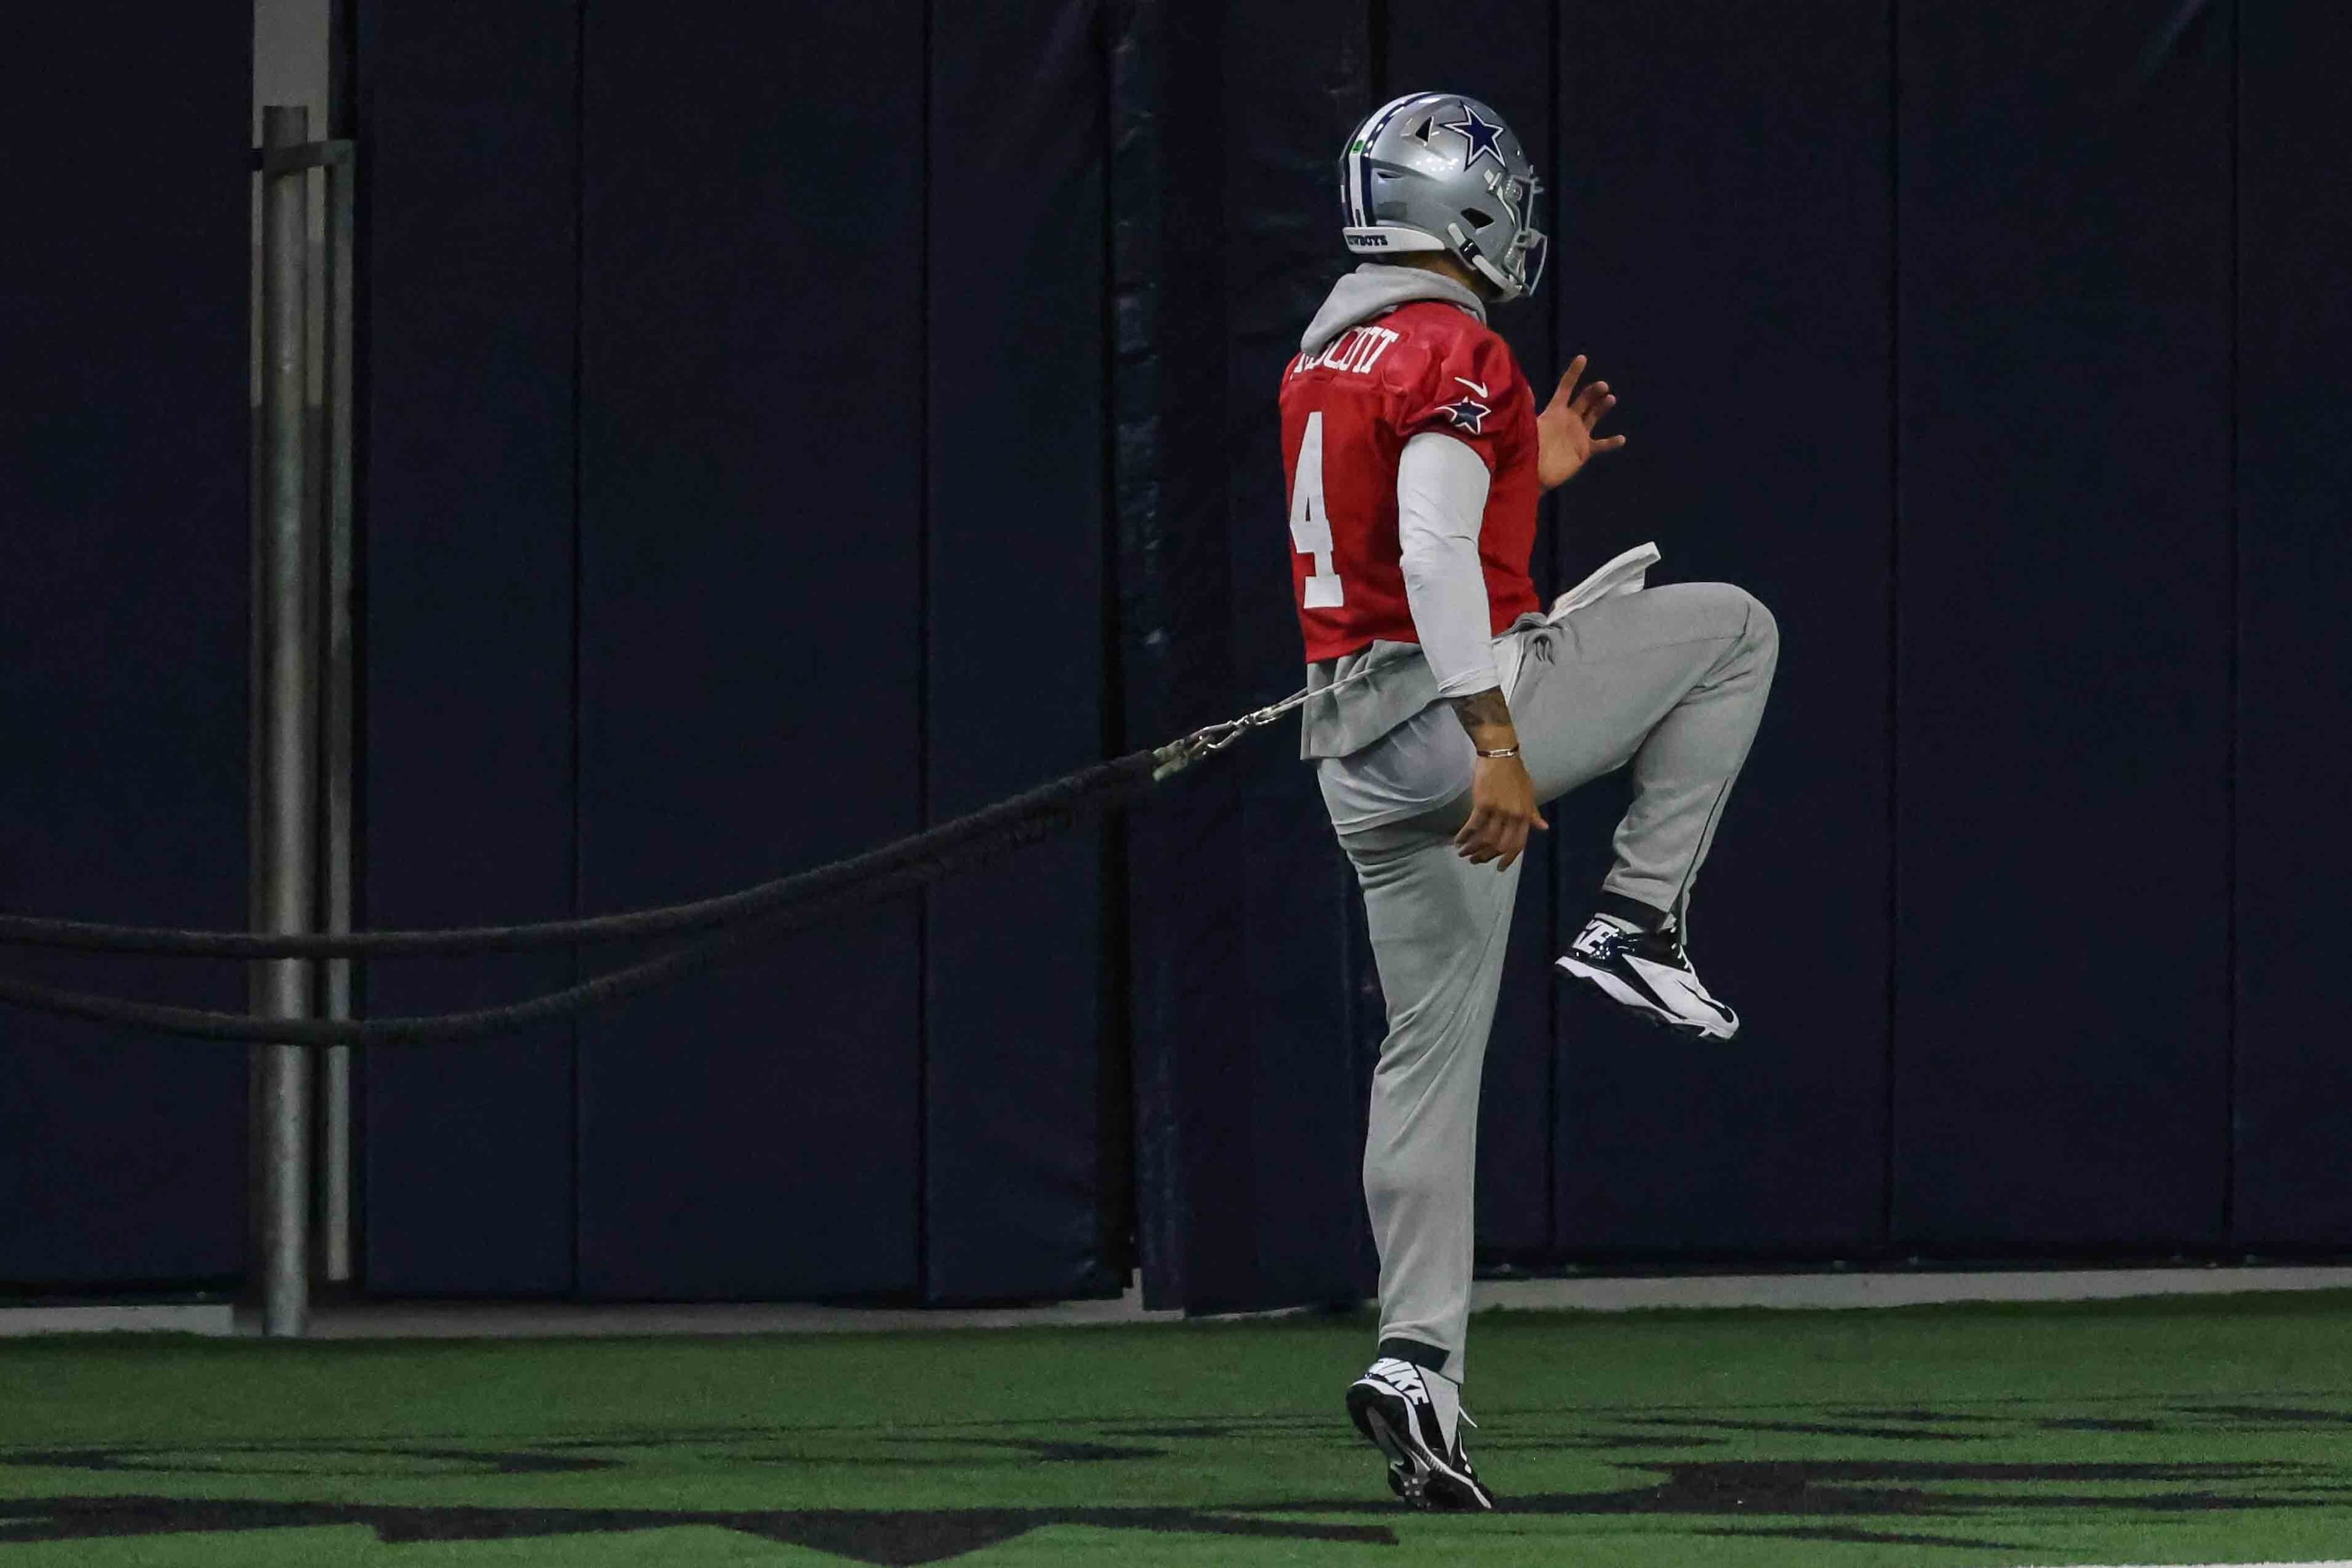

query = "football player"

[{"left": 1289, "top": 93, "right": 1780, "bottom": 1510}]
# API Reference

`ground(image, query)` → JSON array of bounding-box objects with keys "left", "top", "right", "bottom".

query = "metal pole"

[
  {"left": 321, "top": 149, "right": 357, "bottom": 1285},
  {"left": 256, "top": 104, "right": 317, "bottom": 1338}
]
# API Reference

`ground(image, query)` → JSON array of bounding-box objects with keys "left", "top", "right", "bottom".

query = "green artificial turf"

[{"left": 7, "top": 1291, "right": 2352, "bottom": 1565}]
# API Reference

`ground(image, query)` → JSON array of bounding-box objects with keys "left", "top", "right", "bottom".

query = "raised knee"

[
  {"left": 1687, "top": 581, "right": 1777, "bottom": 655},
  {"left": 1740, "top": 589, "right": 1778, "bottom": 655}
]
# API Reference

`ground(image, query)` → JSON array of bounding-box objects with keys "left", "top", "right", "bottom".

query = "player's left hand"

[
  {"left": 1537, "top": 354, "right": 1626, "bottom": 490},
  {"left": 1455, "top": 753, "right": 1549, "bottom": 871}
]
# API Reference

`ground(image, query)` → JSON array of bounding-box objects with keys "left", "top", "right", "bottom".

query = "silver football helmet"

[{"left": 1338, "top": 93, "right": 1547, "bottom": 301}]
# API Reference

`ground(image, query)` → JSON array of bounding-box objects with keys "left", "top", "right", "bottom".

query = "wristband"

[{"left": 1474, "top": 745, "right": 1520, "bottom": 760}]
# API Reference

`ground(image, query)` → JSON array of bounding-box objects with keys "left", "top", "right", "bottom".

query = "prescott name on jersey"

[{"left": 1280, "top": 300, "right": 1540, "bottom": 664}]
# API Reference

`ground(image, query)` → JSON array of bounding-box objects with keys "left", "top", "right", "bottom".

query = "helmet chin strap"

[
  {"left": 1444, "top": 220, "right": 1525, "bottom": 304},
  {"left": 1468, "top": 253, "right": 1522, "bottom": 301}
]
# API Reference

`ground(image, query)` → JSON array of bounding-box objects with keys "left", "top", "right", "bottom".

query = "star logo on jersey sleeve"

[
  {"left": 1438, "top": 396, "right": 1491, "bottom": 434},
  {"left": 1440, "top": 104, "right": 1508, "bottom": 172}
]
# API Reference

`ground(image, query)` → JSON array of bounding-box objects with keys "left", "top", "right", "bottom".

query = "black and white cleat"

[
  {"left": 1345, "top": 1357, "right": 1496, "bottom": 1512},
  {"left": 1555, "top": 914, "right": 1740, "bottom": 1040}
]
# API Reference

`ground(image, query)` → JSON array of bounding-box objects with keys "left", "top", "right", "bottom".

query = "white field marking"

[
  {"left": 1472, "top": 1264, "right": 2352, "bottom": 1314},
  {"left": 0, "top": 1304, "right": 233, "bottom": 1337},
  {"left": 2020, "top": 1561, "right": 2352, "bottom": 1567}
]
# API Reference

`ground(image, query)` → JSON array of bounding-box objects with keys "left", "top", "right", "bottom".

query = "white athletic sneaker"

[
  {"left": 1555, "top": 914, "right": 1740, "bottom": 1040},
  {"left": 1345, "top": 1355, "right": 1496, "bottom": 1511}
]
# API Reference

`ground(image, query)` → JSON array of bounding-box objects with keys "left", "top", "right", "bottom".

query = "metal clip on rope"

[
  {"left": 1151, "top": 687, "right": 1311, "bottom": 781},
  {"left": 1151, "top": 651, "right": 1402, "bottom": 780}
]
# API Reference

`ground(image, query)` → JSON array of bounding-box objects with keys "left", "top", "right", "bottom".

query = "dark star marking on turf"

[
  {"left": 16, "top": 1399, "right": 2352, "bottom": 1559},
  {"left": 0, "top": 1497, "right": 1395, "bottom": 1565},
  {"left": 742, "top": 1435, "right": 1172, "bottom": 1470},
  {"left": 1698, "top": 1524, "right": 2026, "bottom": 1550},
  {"left": 2182, "top": 1404, "right": 2352, "bottom": 1427},
  {"left": 2041, "top": 1417, "right": 2164, "bottom": 1433},
  {"left": 1477, "top": 1432, "right": 1712, "bottom": 1452},
  {"left": 1261, "top": 1458, "right": 2333, "bottom": 1524},
  {"left": 1624, "top": 1414, "right": 1980, "bottom": 1442},
  {"left": 907, "top": 1436, "right": 1169, "bottom": 1463},
  {"left": 0, "top": 1444, "right": 610, "bottom": 1478}
]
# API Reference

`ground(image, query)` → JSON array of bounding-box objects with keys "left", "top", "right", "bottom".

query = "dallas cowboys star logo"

[
  {"left": 1438, "top": 396, "right": 1491, "bottom": 434},
  {"left": 1441, "top": 104, "right": 1509, "bottom": 172}
]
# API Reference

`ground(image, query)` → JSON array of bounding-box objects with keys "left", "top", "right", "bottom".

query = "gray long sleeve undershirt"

[{"left": 1396, "top": 431, "right": 1499, "bottom": 698}]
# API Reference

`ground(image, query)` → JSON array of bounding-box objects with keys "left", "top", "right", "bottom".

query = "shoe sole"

[
  {"left": 1346, "top": 1382, "right": 1495, "bottom": 1512},
  {"left": 1555, "top": 954, "right": 1737, "bottom": 1040}
]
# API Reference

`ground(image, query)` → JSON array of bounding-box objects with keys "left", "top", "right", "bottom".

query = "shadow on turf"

[
  {"left": 0, "top": 1496, "right": 1397, "bottom": 1565},
  {"left": 7, "top": 1399, "right": 2352, "bottom": 1564}
]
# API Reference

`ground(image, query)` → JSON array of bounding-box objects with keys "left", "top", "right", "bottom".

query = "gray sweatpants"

[{"left": 1332, "top": 582, "right": 1778, "bottom": 1380}]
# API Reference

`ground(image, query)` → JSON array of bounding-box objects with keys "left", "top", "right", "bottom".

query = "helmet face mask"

[
  {"left": 1517, "top": 228, "right": 1550, "bottom": 298},
  {"left": 1498, "top": 175, "right": 1548, "bottom": 296},
  {"left": 1338, "top": 93, "right": 1548, "bottom": 302}
]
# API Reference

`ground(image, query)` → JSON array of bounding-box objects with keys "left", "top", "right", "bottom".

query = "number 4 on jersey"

[{"left": 1289, "top": 411, "right": 1344, "bottom": 608}]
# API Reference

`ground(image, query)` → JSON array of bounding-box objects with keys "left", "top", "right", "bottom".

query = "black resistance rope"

[
  {"left": 0, "top": 752, "right": 1166, "bottom": 959},
  {"left": 0, "top": 749, "right": 1161, "bottom": 1044},
  {"left": 0, "top": 685, "right": 1312, "bottom": 1044}
]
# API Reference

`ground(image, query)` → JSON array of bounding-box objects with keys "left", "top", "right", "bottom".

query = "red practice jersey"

[{"left": 1278, "top": 300, "right": 1541, "bottom": 664}]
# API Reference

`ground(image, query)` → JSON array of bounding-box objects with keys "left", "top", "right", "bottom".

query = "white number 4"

[{"left": 1289, "top": 411, "right": 1344, "bottom": 608}]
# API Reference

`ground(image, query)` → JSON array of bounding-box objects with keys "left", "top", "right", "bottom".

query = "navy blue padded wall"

[
  {"left": 1201, "top": 0, "right": 1380, "bottom": 1315},
  {"left": 2233, "top": 3, "right": 2352, "bottom": 1247},
  {"left": 357, "top": 0, "right": 580, "bottom": 1295},
  {"left": 573, "top": 0, "right": 924, "bottom": 1297},
  {"left": 1540, "top": 2, "right": 1893, "bottom": 1257},
  {"left": 0, "top": 3, "right": 250, "bottom": 1286},
  {"left": 1120, "top": 0, "right": 1378, "bottom": 1313},
  {"left": 1384, "top": 0, "right": 1561, "bottom": 1258},
  {"left": 1892, "top": 2, "right": 2232, "bottom": 1249},
  {"left": 1115, "top": 0, "right": 1228, "bottom": 1309},
  {"left": 923, "top": 0, "right": 1113, "bottom": 1302}
]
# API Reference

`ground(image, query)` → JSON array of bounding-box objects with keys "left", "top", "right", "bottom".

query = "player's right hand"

[
  {"left": 1537, "top": 354, "right": 1628, "bottom": 491},
  {"left": 1454, "top": 754, "right": 1548, "bottom": 871}
]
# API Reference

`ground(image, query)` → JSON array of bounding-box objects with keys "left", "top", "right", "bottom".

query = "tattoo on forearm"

[{"left": 1448, "top": 687, "right": 1511, "bottom": 735}]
